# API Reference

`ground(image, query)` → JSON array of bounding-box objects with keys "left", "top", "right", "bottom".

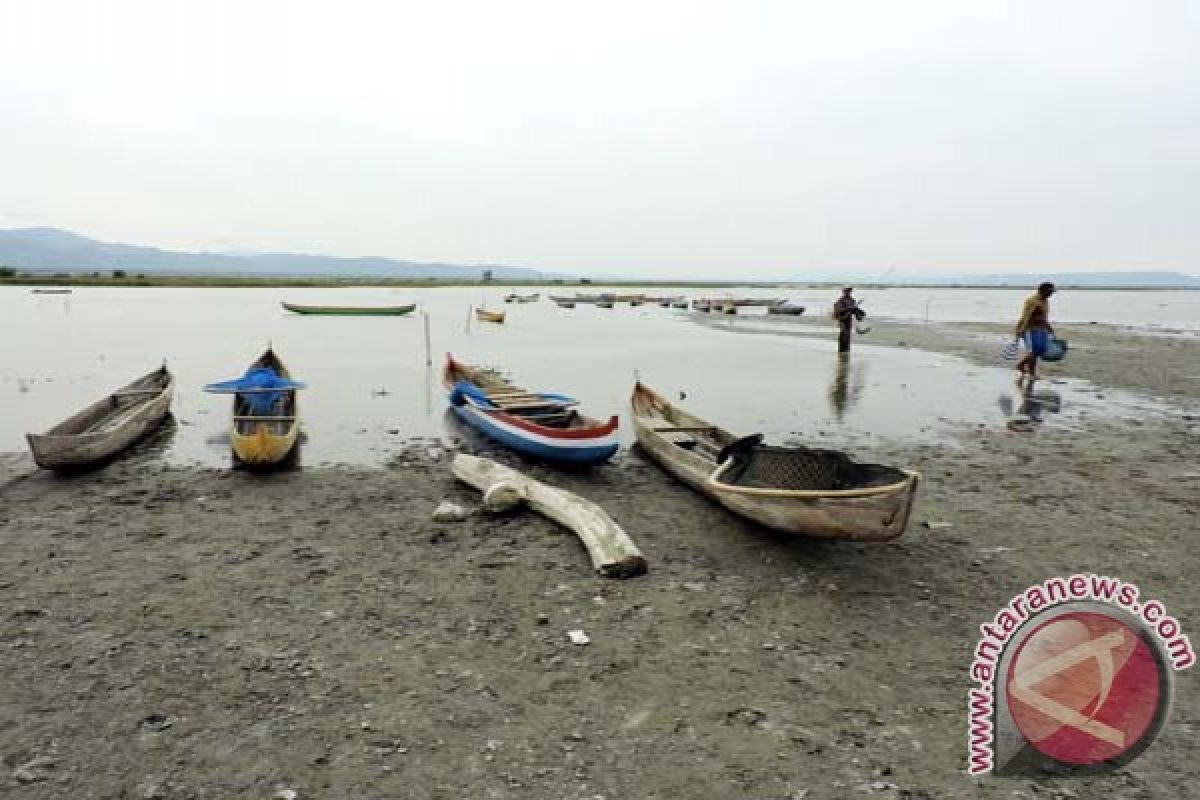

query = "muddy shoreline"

[{"left": 1, "top": 322, "right": 1197, "bottom": 799}]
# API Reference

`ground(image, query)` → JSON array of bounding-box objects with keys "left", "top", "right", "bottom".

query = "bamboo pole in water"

[{"left": 423, "top": 311, "right": 432, "bottom": 366}]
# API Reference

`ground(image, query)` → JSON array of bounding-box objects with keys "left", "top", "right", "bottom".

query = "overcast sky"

[{"left": 1, "top": 1, "right": 1197, "bottom": 278}]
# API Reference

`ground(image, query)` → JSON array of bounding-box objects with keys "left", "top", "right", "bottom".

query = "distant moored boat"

[{"left": 282, "top": 302, "right": 415, "bottom": 316}]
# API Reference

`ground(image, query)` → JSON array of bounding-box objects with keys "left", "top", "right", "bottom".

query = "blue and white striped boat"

[{"left": 443, "top": 355, "right": 619, "bottom": 466}]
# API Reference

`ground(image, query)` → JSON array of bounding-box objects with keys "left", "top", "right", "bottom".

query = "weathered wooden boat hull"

[
  {"left": 444, "top": 355, "right": 618, "bottom": 466},
  {"left": 26, "top": 366, "right": 174, "bottom": 470},
  {"left": 631, "top": 383, "right": 919, "bottom": 541},
  {"left": 282, "top": 302, "right": 415, "bottom": 316},
  {"left": 229, "top": 349, "right": 299, "bottom": 467}
]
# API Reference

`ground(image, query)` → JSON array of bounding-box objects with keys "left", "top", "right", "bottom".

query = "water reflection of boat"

[
  {"left": 443, "top": 355, "right": 618, "bottom": 465},
  {"left": 631, "top": 382, "right": 920, "bottom": 540},
  {"left": 26, "top": 365, "right": 174, "bottom": 471}
]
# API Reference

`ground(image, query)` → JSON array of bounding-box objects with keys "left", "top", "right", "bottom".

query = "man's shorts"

[{"left": 1025, "top": 329, "right": 1049, "bottom": 357}]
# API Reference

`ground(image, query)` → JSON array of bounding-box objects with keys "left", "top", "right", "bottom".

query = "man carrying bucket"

[
  {"left": 832, "top": 287, "right": 864, "bottom": 353},
  {"left": 1014, "top": 281, "right": 1056, "bottom": 389}
]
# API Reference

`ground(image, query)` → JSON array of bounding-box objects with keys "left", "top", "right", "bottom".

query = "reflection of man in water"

[
  {"left": 832, "top": 287, "right": 864, "bottom": 353},
  {"left": 829, "top": 353, "right": 850, "bottom": 420},
  {"left": 1014, "top": 281, "right": 1056, "bottom": 390},
  {"left": 828, "top": 352, "right": 865, "bottom": 421}
]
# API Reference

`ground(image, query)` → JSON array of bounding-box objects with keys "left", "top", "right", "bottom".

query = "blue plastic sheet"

[{"left": 204, "top": 367, "right": 306, "bottom": 414}]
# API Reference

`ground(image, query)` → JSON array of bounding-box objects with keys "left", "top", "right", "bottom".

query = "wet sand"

[{"left": 1, "top": 322, "right": 1197, "bottom": 799}]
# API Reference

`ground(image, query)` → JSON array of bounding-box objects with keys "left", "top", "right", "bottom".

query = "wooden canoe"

[
  {"left": 282, "top": 302, "right": 415, "bottom": 316},
  {"left": 229, "top": 348, "right": 300, "bottom": 468},
  {"left": 475, "top": 308, "right": 506, "bottom": 323},
  {"left": 444, "top": 354, "right": 618, "bottom": 465},
  {"left": 631, "top": 382, "right": 920, "bottom": 541},
  {"left": 26, "top": 365, "right": 174, "bottom": 470}
]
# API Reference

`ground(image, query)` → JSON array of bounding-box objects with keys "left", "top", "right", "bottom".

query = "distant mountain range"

[
  {"left": 2, "top": 227, "right": 1197, "bottom": 287},
  {"left": 0, "top": 227, "right": 557, "bottom": 281}
]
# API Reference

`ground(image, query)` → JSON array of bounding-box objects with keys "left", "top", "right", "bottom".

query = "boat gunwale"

[{"left": 705, "top": 463, "right": 920, "bottom": 500}]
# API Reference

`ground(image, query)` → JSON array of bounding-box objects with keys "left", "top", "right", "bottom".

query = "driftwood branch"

[{"left": 452, "top": 454, "right": 647, "bottom": 579}]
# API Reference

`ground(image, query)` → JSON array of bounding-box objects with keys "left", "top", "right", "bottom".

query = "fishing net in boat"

[{"left": 720, "top": 445, "right": 907, "bottom": 491}]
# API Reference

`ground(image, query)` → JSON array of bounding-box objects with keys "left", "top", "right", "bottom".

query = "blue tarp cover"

[{"left": 204, "top": 367, "right": 306, "bottom": 414}]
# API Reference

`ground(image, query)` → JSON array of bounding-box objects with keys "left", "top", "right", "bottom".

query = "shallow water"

[
  {"left": 750, "top": 287, "right": 1200, "bottom": 333},
  {"left": 2, "top": 286, "right": 1173, "bottom": 466}
]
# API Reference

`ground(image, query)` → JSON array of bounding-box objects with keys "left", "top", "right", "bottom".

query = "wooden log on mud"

[{"left": 451, "top": 454, "right": 647, "bottom": 579}]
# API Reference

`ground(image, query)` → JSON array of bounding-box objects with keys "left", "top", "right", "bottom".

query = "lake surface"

[
  {"left": 3, "top": 286, "right": 1180, "bottom": 466},
  {"left": 756, "top": 287, "right": 1200, "bottom": 333}
]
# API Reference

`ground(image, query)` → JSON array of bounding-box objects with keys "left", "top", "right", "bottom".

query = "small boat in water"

[
  {"left": 554, "top": 299, "right": 577, "bottom": 309},
  {"left": 282, "top": 302, "right": 415, "bottom": 316},
  {"left": 444, "top": 355, "right": 618, "bottom": 465},
  {"left": 732, "top": 297, "right": 784, "bottom": 308},
  {"left": 504, "top": 292, "right": 540, "bottom": 303},
  {"left": 671, "top": 298, "right": 690, "bottom": 309},
  {"left": 767, "top": 303, "right": 806, "bottom": 316},
  {"left": 26, "top": 365, "right": 174, "bottom": 471},
  {"left": 476, "top": 308, "right": 506, "bottom": 323},
  {"left": 596, "top": 301, "right": 614, "bottom": 309},
  {"left": 205, "top": 348, "right": 303, "bottom": 468},
  {"left": 31, "top": 288, "right": 74, "bottom": 295},
  {"left": 631, "top": 382, "right": 919, "bottom": 540}
]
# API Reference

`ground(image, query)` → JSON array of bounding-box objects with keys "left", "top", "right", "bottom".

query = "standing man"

[
  {"left": 832, "top": 287, "right": 862, "bottom": 353},
  {"left": 1014, "top": 281, "right": 1056, "bottom": 389}
]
